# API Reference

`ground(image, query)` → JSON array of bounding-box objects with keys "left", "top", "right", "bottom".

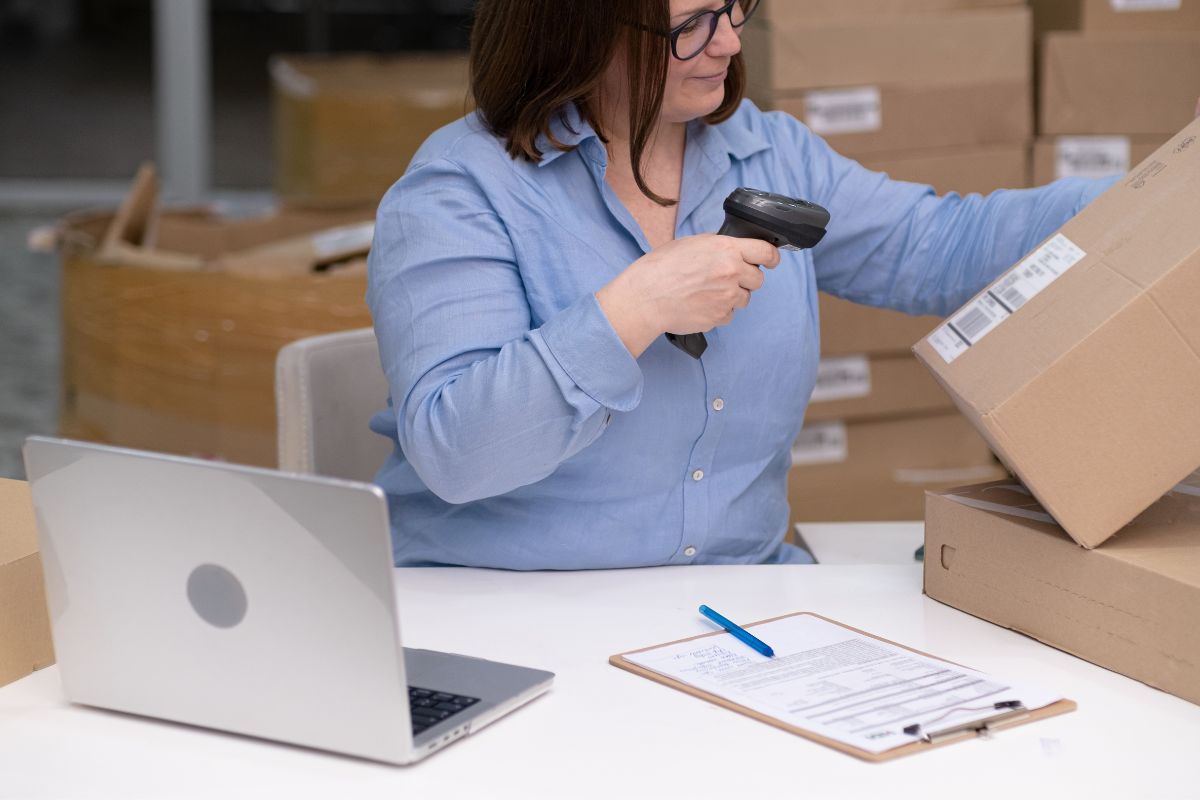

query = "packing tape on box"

[{"left": 944, "top": 484, "right": 1057, "bottom": 525}]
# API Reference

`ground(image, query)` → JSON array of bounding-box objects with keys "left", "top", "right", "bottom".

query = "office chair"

[{"left": 275, "top": 327, "right": 393, "bottom": 482}]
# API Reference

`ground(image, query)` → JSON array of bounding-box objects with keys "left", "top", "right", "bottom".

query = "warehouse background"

[
  {"left": 0, "top": 0, "right": 472, "bottom": 478},
  {"left": 2, "top": 0, "right": 1198, "bottom": 524}
]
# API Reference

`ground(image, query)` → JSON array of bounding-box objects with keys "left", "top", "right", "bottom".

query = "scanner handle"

[{"left": 664, "top": 218, "right": 753, "bottom": 360}]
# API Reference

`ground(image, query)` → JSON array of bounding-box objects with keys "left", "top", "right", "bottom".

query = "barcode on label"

[
  {"left": 927, "top": 234, "right": 1087, "bottom": 364},
  {"left": 991, "top": 272, "right": 1032, "bottom": 311},
  {"left": 1000, "top": 284, "right": 1029, "bottom": 310},
  {"left": 804, "top": 86, "right": 882, "bottom": 136},
  {"left": 1111, "top": 0, "right": 1181, "bottom": 11},
  {"left": 1055, "top": 137, "right": 1131, "bottom": 180},
  {"left": 951, "top": 306, "right": 994, "bottom": 341},
  {"left": 810, "top": 356, "right": 872, "bottom": 403}
]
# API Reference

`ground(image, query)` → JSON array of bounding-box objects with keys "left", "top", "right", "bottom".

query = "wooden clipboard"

[{"left": 609, "top": 611, "right": 1076, "bottom": 762}]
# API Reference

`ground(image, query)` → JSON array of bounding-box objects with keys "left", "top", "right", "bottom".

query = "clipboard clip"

[{"left": 902, "top": 701, "right": 1027, "bottom": 745}]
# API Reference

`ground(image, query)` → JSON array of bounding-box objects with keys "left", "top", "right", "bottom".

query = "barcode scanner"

[{"left": 666, "top": 188, "right": 831, "bottom": 359}]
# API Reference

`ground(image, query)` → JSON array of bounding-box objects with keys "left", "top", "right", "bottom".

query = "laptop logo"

[{"left": 186, "top": 564, "right": 248, "bottom": 628}]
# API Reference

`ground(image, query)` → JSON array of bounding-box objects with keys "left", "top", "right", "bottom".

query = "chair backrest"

[{"left": 275, "top": 328, "right": 393, "bottom": 482}]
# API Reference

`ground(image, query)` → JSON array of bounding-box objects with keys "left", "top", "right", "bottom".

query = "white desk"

[
  {"left": 794, "top": 521, "right": 925, "bottom": 564},
  {"left": 2, "top": 564, "right": 1198, "bottom": 800}
]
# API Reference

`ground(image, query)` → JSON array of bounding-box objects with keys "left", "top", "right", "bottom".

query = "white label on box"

[
  {"left": 810, "top": 356, "right": 872, "bottom": 403},
  {"left": 928, "top": 234, "right": 1088, "bottom": 364},
  {"left": 312, "top": 222, "right": 375, "bottom": 259},
  {"left": 1055, "top": 137, "right": 1131, "bottom": 180},
  {"left": 790, "top": 421, "right": 849, "bottom": 467},
  {"left": 804, "top": 87, "right": 882, "bottom": 136},
  {"left": 1111, "top": 0, "right": 1181, "bottom": 11}
]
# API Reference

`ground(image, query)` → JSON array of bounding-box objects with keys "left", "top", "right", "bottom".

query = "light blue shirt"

[{"left": 367, "top": 100, "right": 1111, "bottom": 570}]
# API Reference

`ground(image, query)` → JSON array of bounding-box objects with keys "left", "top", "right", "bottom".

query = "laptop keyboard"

[{"left": 409, "top": 686, "right": 480, "bottom": 736}]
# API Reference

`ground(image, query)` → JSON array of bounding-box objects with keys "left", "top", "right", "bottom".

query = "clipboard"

[{"left": 609, "top": 611, "right": 1076, "bottom": 762}]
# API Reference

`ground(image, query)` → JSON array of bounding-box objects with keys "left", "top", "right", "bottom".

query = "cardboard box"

[
  {"left": 914, "top": 119, "right": 1200, "bottom": 549},
  {"left": 788, "top": 413, "right": 1003, "bottom": 524},
  {"left": 0, "top": 479, "right": 54, "bottom": 688},
  {"left": 746, "top": 8, "right": 1031, "bottom": 154},
  {"left": 806, "top": 355, "right": 955, "bottom": 422},
  {"left": 925, "top": 476, "right": 1200, "bottom": 706},
  {"left": 1032, "top": 134, "right": 1166, "bottom": 184},
  {"left": 857, "top": 144, "right": 1030, "bottom": 195},
  {"left": 766, "top": 0, "right": 1019, "bottom": 25},
  {"left": 58, "top": 166, "right": 375, "bottom": 467},
  {"left": 1040, "top": 32, "right": 1200, "bottom": 135},
  {"left": 819, "top": 293, "right": 941, "bottom": 357},
  {"left": 272, "top": 53, "right": 471, "bottom": 207},
  {"left": 766, "top": 83, "right": 1031, "bottom": 157},
  {"left": 752, "top": 8, "right": 1031, "bottom": 93},
  {"left": 1032, "top": 0, "right": 1200, "bottom": 33}
]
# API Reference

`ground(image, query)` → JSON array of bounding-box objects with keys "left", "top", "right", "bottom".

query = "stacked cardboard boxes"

[
  {"left": 1031, "top": 0, "right": 1200, "bottom": 183},
  {"left": 917, "top": 118, "right": 1200, "bottom": 704},
  {"left": 788, "top": 296, "right": 1003, "bottom": 525},
  {"left": 57, "top": 166, "right": 376, "bottom": 468},
  {"left": 747, "top": 0, "right": 1033, "bottom": 195},
  {"left": 0, "top": 479, "right": 53, "bottom": 689},
  {"left": 272, "top": 53, "right": 471, "bottom": 208},
  {"left": 745, "top": 2, "right": 1025, "bottom": 525}
]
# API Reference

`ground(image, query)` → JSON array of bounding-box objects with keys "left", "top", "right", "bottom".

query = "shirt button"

[
  {"left": 712, "top": 398, "right": 725, "bottom": 412},
  {"left": 683, "top": 546, "right": 697, "bottom": 557},
  {"left": 692, "top": 469, "right": 705, "bottom": 481}
]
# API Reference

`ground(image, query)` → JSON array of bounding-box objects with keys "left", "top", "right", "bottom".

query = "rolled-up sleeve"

[
  {"left": 367, "top": 157, "right": 643, "bottom": 505},
  {"left": 766, "top": 112, "right": 1119, "bottom": 317}
]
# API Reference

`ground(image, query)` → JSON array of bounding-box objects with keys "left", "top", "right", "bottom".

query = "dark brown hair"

[{"left": 469, "top": 0, "right": 747, "bottom": 206}]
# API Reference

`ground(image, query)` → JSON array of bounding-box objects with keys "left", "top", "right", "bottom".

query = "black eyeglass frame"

[{"left": 666, "top": 0, "right": 760, "bottom": 61}]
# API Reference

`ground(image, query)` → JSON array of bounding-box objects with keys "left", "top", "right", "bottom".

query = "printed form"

[{"left": 623, "top": 614, "right": 1062, "bottom": 754}]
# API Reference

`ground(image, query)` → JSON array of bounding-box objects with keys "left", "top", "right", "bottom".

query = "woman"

[{"left": 366, "top": 0, "right": 1112, "bottom": 569}]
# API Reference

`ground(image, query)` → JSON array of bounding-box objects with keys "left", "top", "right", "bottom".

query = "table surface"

[
  {"left": 2, "top": 560, "right": 1199, "bottom": 800},
  {"left": 794, "top": 521, "right": 925, "bottom": 564}
]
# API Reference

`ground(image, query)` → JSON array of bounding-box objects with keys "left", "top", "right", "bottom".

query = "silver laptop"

[{"left": 22, "top": 436, "right": 553, "bottom": 765}]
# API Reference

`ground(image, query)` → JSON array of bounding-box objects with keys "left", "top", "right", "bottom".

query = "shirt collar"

[
  {"left": 687, "top": 107, "right": 771, "bottom": 168},
  {"left": 534, "top": 100, "right": 772, "bottom": 168},
  {"left": 536, "top": 104, "right": 601, "bottom": 168}
]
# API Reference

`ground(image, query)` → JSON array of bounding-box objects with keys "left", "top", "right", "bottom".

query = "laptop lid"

[{"left": 23, "top": 436, "right": 416, "bottom": 763}]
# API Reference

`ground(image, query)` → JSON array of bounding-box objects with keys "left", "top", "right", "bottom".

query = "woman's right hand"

[{"left": 596, "top": 234, "right": 781, "bottom": 358}]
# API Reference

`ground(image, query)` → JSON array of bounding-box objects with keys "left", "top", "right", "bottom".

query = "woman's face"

[{"left": 660, "top": 0, "right": 743, "bottom": 124}]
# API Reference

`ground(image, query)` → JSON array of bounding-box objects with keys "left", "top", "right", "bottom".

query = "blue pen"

[{"left": 698, "top": 605, "right": 775, "bottom": 658}]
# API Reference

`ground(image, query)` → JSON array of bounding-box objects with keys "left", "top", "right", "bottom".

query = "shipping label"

[
  {"left": 1110, "top": 0, "right": 1181, "bottom": 11},
  {"left": 810, "top": 356, "right": 872, "bottom": 403},
  {"left": 928, "top": 234, "right": 1087, "bottom": 364},
  {"left": 1055, "top": 136, "right": 1131, "bottom": 180},
  {"left": 790, "top": 421, "right": 849, "bottom": 467},
  {"left": 804, "top": 87, "right": 882, "bottom": 136}
]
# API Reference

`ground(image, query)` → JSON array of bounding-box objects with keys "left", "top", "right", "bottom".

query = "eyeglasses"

[{"left": 667, "top": 0, "right": 760, "bottom": 61}]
